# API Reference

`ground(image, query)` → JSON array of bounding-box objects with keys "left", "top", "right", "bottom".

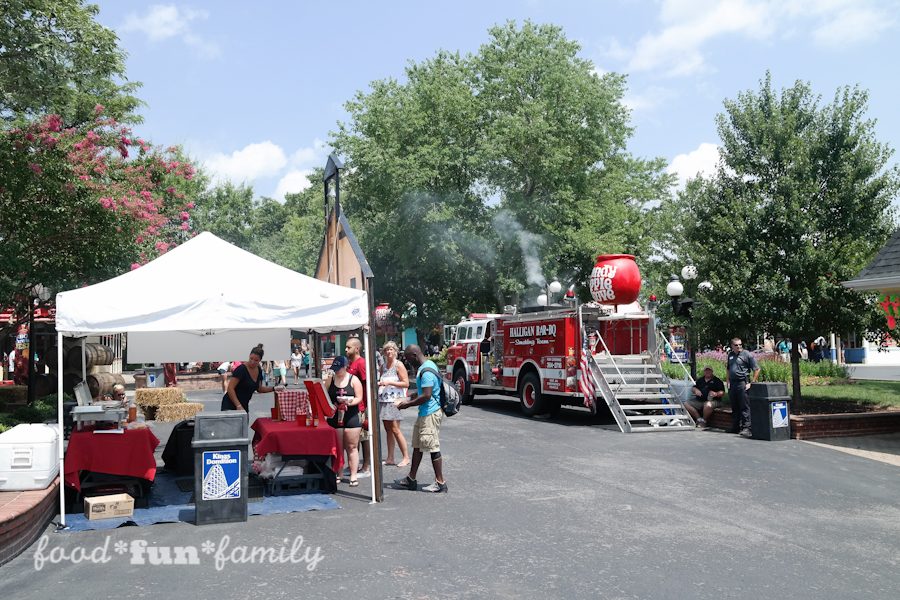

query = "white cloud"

[
  {"left": 120, "top": 5, "right": 220, "bottom": 59},
  {"left": 274, "top": 170, "right": 314, "bottom": 201},
  {"left": 204, "top": 141, "right": 288, "bottom": 183},
  {"left": 810, "top": 6, "right": 894, "bottom": 46},
  {"left": 667, "top": 143, "right": 720, "bottom": 188},
  {"left": 627, "top": 0, "right": 771, "bottom": 76},
  {"left": 197, "top": 139, "right": 331, "bottom": 201},
  {"left": 617, "top": 0, "right": 895, "bottom": 76},
  {"left": 289, "top": 139, "right": 328, "bottom": 169},
  {"left": 622, "top": 86, "right": 673, "bottom": 112}
]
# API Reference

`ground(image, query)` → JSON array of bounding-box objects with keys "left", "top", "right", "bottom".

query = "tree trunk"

[{"left": 790, "top": 336, "right": 803, "bottom": 413}]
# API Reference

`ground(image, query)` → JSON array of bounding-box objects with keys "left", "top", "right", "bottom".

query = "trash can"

[
  {"left": 749, "top": 382, "right": 791, "bottom": 441},
  {"left": 192, "top": 412, "right": 250, "bottom": 525},
  {"left": 667, "top": 378, "right": 694, "bottom": 403},
  {"left": 145, "top": 367, "right": 164, "bottom": 388}
]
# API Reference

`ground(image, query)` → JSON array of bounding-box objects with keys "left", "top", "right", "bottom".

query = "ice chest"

[
  {"left": 0, "top": 423, "right": 60, "bottom": 491},
  {"left": 84, "top": 493, "right": 134, "bottom": 520}
]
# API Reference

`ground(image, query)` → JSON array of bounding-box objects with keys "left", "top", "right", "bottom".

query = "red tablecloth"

[
  {"left": 251, "top": 418, "right": 342, "bottom": 474},
  {"left": 64, "top": 427, "right": 160, "bottom": 491}
]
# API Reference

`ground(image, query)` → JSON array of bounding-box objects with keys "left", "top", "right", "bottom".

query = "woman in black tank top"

[{"left": 324, "top": 356, "right": 364, "bottom": 486}]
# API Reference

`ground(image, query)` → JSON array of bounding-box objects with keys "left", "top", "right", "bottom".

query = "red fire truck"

[{"left": 444, "top": 305, "right": 693, "bottom": 432}]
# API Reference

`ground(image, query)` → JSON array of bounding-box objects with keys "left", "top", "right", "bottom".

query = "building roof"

[{"left": 844, "top": 229, "right": 900, "bottom": 291}]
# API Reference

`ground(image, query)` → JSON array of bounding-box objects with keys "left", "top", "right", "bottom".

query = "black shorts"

[{"left": 326, "top": 406, "right": 362, "bottom": 429}]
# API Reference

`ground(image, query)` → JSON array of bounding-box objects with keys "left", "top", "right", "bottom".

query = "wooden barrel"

[
  {"left": 86, "top": 372, "right": 125, "bottom": 397},
  {"left": 66, "top": 343, "right": 114, "bottom": 371}
]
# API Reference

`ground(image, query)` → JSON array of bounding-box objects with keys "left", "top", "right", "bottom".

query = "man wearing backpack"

[{"left": 393, "top": 344, "right": 448, "bottom": 493}]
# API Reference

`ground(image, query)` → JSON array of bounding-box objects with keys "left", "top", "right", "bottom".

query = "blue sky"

[{"left": 93, "top": 0, "right": 900, "bottom": 201}]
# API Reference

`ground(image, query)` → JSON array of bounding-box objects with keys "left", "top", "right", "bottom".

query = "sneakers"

[
  {"left": 422, "top": 481, "right": 448, "bottom": 493},
  {"left": 739, "top": 428, "right": 752, "bottom": 438},
  {"left": 394, "top": 476, "right": 417, "bottom": 491},
  {"left": 696, "top": 418, "right": 707, "bottom": 429}
]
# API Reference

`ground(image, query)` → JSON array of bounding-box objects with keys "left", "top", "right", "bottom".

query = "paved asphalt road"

[{"left": 1, "top": 390, "right": 898, "bottom": 599}]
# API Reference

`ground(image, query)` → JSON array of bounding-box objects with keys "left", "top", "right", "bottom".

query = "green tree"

[
  {"left": 192, "top": 182, "right": 256, "bottom": 248},
  {"left": 473, "top": 22, "right": 672, "bottom": 296},
  {"left": 334, "top": 50, "right": 497, "bottom": 327},
  {"left": 666, "top": 74, "right": 899, "bottom": 408},
  {"left": 251, "top": 184, "right": 324, "bottom": 275},
  {"left": 0, "top": 0, "right": 142, "bottom": 124},
  {"left": 191, "top": 175, "right": 325, "bottom": 276},
  {"left": 334, "top": 21, "right": 669, "bottom": 327}
]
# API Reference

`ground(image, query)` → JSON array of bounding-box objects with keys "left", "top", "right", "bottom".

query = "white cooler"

[{"left": 0, "top": 423, "right": 60, "bottom": 491}]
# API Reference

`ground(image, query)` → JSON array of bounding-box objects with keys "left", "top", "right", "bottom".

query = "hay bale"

[
  {"left": 155, "top": 402, "right": 204, "bottom": 422},
  {"left": 135, "top": 387, "right": 186, "bottom": 407}
]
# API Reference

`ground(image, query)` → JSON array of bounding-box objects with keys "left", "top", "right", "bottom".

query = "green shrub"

[
  {"left": 798, "top": 360, "right": 848, "bottom": 378},
  {"left": 12, "top": 405, "right": 45, "bottom": 423},
  {"left": 661, "top": 361, "right": 691, "bottom": 380},
  {"left": 662, "top": 356, "right": 848, "bottom": 384},
  {"left": 8, "top": 396, "right": 59, "bottom": 424},
  {"left": 433, "top": 347, "right": 449, "bottom": 369},
  {"left": 758, "top": 359, "right": 791, "bottom": 383}
]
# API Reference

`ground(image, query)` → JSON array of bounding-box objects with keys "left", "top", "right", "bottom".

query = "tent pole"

[
  {"left": 57, "top": 332, "right": 65, "bottom": 528},
  {"left": 363, "top": 330, "right": 380, "bottom": 503},
  {"left": 81, "top": 338, "right": 86, "bottom": 382}
]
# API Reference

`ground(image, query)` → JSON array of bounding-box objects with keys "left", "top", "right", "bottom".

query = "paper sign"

[
  {"left": 771, "top": 401, "right": 789, "bottom": 428},
  {"left": 202, "top": 450, "right": 241, "bottom": 500}
]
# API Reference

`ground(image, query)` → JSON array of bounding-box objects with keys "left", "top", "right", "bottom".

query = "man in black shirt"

[
  {"left": 686, "top": 367, "right": 725, "bottom": 429},
  {"left": 727, "top": 338, "right": 760, "bottom": 437}
]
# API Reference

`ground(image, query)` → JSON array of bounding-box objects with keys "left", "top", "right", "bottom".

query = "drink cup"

[{"left": 271, "top": 407, "right": 279, "bottom": 420}]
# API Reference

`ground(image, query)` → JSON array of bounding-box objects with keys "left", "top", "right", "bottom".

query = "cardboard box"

[{"left": 84, "top": 493, "right": 135, "bottom": 520}]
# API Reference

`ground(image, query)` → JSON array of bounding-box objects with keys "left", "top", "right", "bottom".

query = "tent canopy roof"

[{"left": 55, "top": 232, "right": 369, "bottom": 336}]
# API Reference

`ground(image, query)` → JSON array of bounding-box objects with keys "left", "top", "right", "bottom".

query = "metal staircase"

[{"left": 584, "top": 330, "right": 695, "bottom": 433}]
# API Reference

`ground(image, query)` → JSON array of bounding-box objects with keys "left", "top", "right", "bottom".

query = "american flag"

[{"left": 579, "top": 330, "right": 596, "bottom": 408}]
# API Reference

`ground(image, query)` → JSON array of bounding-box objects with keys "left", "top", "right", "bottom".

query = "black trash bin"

[
  {"left": 749, "top": 382, "right": 791, "bottom": 441},
  {"left": 192, "top": 412, "right": 250, "bottom": 525}
]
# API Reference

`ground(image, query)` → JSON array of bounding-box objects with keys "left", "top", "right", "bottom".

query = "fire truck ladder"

[{"left": 588, "top": 332, "right": 694, "bottom": 433}]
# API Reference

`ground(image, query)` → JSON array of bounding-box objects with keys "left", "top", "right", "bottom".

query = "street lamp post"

[
  {"left": 27, "top": 284, "right": 52, "bottom": 405},
  {"left": 537, "top": 279, "right": 562, "bottom": 307},
  {"left": 666, "top": 266, "right": 712, "bottom": 380}
]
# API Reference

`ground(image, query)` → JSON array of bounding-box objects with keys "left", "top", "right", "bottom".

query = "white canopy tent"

[{"left": 54, "top": 232, "right": 377, "bottom": 525}]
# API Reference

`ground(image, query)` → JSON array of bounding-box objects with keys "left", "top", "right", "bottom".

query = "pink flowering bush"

[{"left": 0, "top": 110, "right": 205, "bottom": 314}]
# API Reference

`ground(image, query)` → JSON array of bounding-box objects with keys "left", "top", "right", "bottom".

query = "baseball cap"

[{"left": 331, "top": 355, "right": 348, "bottom": 371}]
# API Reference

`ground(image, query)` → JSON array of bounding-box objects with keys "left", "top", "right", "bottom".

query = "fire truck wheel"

[
  {"left": 519, "top": 372, "right": 546, "bottom": 417},
  {"left": 453, "top": 367, "right": 474, "bottom": 405}
]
